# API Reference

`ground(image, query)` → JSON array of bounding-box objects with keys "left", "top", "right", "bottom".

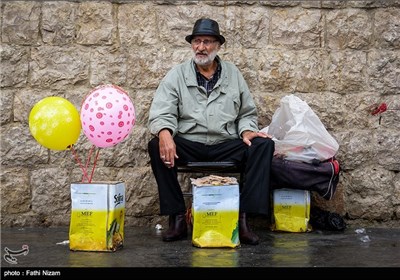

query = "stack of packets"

[
  {"left": 69, "top": 181, "right": 125, "bottom": 251},
  {"left": 272, "top": 188, "right": 312, "bottom": 232},
  {"left": 191, "top": 175, "right": 240, "bottom": 248}
]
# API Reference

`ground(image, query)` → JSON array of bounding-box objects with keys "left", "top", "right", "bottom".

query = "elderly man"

[{"left": 148, "top": 18, "right": 275, "bottom": 245}]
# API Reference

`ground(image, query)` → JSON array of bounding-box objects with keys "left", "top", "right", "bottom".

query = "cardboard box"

[
  {"left": 191, "top": 176, "right": 240, "bottom": 248},
  {"left": 272, "top": 188, "right": 311, "bottom": 233},
  {"left": 69, "top": 181, "right": 125, "bottom": 251}
]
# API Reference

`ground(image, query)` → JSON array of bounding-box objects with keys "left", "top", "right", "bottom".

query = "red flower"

[{"left": 371, "top": 103, "right": 387, "bottom": 116}]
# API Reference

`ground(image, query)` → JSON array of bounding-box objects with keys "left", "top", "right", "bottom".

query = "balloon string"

[
  {"left": 84, "top": 145, "right": 94, "bottom": 174},
  {"left": 89, "top": 148, "right": 100, "bottom": 183},
  {"left": 70, "top": 146, "right": 90, "bottom": 182}
]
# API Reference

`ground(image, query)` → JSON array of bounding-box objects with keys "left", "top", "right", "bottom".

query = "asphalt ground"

[{"left": 1, "top": 225, "right": 399, "bottom": 278}]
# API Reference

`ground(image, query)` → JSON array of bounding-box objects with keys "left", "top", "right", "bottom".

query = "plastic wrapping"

[{"left": 262, "top": 95, "right": 339, "bottom": 163}]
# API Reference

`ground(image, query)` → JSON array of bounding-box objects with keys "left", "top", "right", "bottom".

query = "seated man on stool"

[{"left": 148, "top": 18, "right": 275, "bottom": 245}]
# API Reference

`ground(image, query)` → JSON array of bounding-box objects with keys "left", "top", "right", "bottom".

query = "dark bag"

[
  {"left": 271, "top": 157, "right": 340, "bottom": 200},
  {"left": 310, "top": 207, "right": 346, "bottom": 231}
]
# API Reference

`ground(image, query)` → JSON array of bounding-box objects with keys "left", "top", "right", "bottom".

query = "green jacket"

[{"left": 148, "top": 56, "right": 259, "bottom": 145}]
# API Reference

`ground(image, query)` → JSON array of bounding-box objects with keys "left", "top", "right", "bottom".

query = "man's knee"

[{"left": 252, "top": 137, "right": 274, "bottom": 148}]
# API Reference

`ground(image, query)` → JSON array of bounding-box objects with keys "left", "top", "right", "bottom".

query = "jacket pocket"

[{"left": 178, "top": 121, "right": 197, "bottom": 134}]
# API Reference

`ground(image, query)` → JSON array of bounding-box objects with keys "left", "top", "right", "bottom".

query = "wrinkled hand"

[
  {"left": 242, "top": 130, "right": 272, "bottom": 146},
  {"left": 158, "top": 129, "right": 179, "bottom": 168}
]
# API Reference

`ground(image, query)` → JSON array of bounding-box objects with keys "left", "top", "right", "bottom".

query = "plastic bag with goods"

[{"left": 262, "top": 95, "right": 339, "bottom": 163}]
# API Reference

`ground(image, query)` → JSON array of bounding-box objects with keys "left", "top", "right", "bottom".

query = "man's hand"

[
  {"left": 158, "top": 129, "right": 179, "bottom": 168},
  {"left": 242, "top": 130, "right": 272, "bottom": 146}
]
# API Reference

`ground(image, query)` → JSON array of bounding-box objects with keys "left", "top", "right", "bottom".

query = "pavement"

[{"left": 1, "top": 224, "right": 399, "bottom": 278}]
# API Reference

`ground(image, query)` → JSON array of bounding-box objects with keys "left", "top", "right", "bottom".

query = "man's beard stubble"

[{"left": 193, "top": 49, "right": 218, "bottom": 66}]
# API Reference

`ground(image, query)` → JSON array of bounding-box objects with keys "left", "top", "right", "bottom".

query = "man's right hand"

[{"left": 158, "top": 129, "right": 179, "bottom": 168}]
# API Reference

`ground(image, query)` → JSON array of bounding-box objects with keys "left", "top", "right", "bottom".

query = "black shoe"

[{"left": 162, "top": 214, "right": 188, "bottom": 242}]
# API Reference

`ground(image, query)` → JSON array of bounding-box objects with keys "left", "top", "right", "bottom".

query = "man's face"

[{"left": 191, "top": 35, "right": 221, "bottom": 66}]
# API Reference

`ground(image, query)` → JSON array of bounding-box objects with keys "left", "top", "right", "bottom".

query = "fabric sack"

[
  {"left": 271, "top": 157, "right": 340, "bottom": 200},
  {"left": 310, "top": 207, "right": 347, "bottom": 231}
]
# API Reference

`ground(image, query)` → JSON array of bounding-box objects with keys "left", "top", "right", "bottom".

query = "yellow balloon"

[{"left": 29, "top": 97, "right": 81, "bottom": 151}]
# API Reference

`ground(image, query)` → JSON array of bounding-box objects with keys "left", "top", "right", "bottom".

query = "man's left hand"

[{"left": 242, "top": 130, "right": 272, "bottom": 146}]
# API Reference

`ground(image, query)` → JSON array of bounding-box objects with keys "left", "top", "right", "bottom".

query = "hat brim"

[{"left": 185, "top": 34, "right": 225, "bottom": 45}]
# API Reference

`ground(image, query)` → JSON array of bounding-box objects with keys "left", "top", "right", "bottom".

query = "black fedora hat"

[{"left": 185, "top": 18, "right": 225, "bottom": 45}]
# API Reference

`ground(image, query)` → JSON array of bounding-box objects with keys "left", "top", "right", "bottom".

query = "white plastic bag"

[{"left": 262, "top": 95, "right": 339, "bottom": 163}]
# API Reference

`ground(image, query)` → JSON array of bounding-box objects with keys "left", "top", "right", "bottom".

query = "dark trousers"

[{"left": 148, "top": 136, "right": 275, "bottom": 216}]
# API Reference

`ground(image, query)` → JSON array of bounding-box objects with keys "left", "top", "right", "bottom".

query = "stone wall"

[{"left": 1, "top": 0, "right": 399, "bottom": 228}]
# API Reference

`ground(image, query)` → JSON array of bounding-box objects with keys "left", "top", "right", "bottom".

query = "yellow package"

[
  {"left": 191, "top": 176, "right": 240, "bottom": 248},
  {"left": 272, "top": 188, "right": 311, "bottom": 233},
  {"left": 69, "top": 181, "right": 125, "bottom": 251}
]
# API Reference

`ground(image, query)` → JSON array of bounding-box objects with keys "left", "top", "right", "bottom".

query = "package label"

[
  {"left": 273, "top": 188, "right": 311, "bottom": 233},
  {"left": 192, "top": 183, "right": 239, "bottom": 248},
  {"left": 69, "top": 182, "right": 125, "bottom": 251}
]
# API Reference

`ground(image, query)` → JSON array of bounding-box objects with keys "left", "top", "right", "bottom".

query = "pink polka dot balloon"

[{"left": 80, "top": 84, "right": 136, "bottom": 148}]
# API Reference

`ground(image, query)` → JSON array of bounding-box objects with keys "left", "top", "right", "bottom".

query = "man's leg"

[
  {"left": 148, "top": 137, "right": 188, "bottom": 242},
  {"left": 148, "top": 136, "right": 206, "bottom": 241},
  {"left": 148, "top": 137, "right": 186, "bottom": 216},
  {"left": 208, "top": 137, "right": 275, "bottom": 245},
  {"left": 239, "top": 137, "right": 274, "bottom": 245},
  {"left": 240, "top": 137, "right": 275, "bottom": 216},
  {"left": 207, "top": 137, "right": 275, "bottom": 215}
]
